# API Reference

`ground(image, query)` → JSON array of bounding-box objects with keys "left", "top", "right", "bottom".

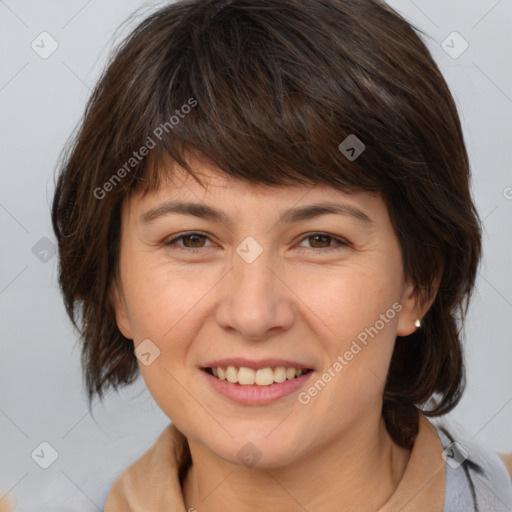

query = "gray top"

[{"left": 436, "top": 421, "right": 512, "bottom": 511}]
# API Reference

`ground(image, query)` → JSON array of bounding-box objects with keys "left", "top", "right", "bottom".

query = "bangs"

[{"left": 112, "top": 0, "right": 410, "bottom": 197}]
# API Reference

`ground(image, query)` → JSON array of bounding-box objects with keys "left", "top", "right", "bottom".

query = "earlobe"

[
  {"left": 396, "top": 282, "right": 420, "bottom": 337},
  {"left": 396, "top": 279, "right": 437, "bottom": 337},
  {"left": 109, "top": 281, "right": 133, "bottom": 339}
]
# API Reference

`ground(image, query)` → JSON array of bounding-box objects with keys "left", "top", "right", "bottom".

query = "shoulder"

[
  {"left": 103, "top": 422, "right": 190, "bottom": 512},
  {"left": 103, "top": 436, "right": 161, "bottom": 512},
  {"left": 500, "top": 453, "right": 512, "bottom": 478},
  {"left": 432, "top": 419, "right": 512, "bottom": 511}
]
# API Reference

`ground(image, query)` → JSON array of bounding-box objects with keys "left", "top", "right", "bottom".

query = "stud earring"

[{"left": 414, "top": 319, "right": 421, "bottom": 328}]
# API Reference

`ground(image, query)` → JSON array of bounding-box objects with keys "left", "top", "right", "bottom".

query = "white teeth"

[
  {"left": 238, "top": 366, "right": 255, "bottom": 385},
  {"left": 273, "top": 367, "right": 287, "bottom": 383},
  {"left": 255, "top": 368, "right": 274, "bottom": 386},
  {"left": 209, "top": 365, "right": 309, "bottom": 385},
  {"left": 226, "top": 365, "right": 238, "bottom": 383}
]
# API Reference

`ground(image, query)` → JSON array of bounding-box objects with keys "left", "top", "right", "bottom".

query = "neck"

[{"left": 182, "top": 413, "right": 411, "bottom": 512}]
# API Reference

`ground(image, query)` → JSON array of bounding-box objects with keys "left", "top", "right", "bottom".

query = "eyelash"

[{"left": 164, "top": 231, "right": 350, "bottom": 254}]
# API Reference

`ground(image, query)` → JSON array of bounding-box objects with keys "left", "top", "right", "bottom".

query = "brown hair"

[{"left": 51, "top": 0, "right": 481, "bottom": 449}]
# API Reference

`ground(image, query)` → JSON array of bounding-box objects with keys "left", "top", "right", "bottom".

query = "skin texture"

[{"left": 112, "top": 156, "right": 436, "bottom": 512}]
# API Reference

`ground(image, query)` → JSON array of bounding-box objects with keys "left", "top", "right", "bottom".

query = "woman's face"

[{"left": 113, "top": 157, "right": 422, "bottom": 467}]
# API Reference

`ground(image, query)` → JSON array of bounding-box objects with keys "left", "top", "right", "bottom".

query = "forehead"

[{"left": 128, "top": 156, "right": 385, "bottom": 219}]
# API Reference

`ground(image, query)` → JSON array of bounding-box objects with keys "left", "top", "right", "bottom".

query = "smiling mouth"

[{"left": 202, "top": 366, "right": 314, "bottom": 386}]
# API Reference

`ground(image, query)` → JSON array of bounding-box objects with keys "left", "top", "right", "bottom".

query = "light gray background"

[{"left": 1, "top": 0, "right": 511, "bottom": 510}]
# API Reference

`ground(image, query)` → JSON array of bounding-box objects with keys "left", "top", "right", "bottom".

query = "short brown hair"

[{"left": 51, "top": 0, "right": 482, "bottom": 448}]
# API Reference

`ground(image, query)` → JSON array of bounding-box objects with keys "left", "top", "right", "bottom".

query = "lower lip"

[{"left": 200, "top": 369, "right": 314, "bottom": 405}]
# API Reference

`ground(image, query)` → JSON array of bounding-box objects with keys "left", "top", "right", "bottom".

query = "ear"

[
  {"left": 396, "top": 275, "right": 441, "bottom": 337},
  {"left": 109, "top": 280, "right": 133, "bottom": 340}
]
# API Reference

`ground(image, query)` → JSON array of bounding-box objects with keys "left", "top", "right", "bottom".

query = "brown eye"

[
  {"left": 181, "top": 234, "right": 207, "bottom": 248},
  {"left": 308, "top": 234, "right": 331, "bottom": 248},
  {"left": 296, "top": 232, "right": 350, "bottom": 253},
  {"left": 165, "top": 232, "right": 214, "bottom": 252}
]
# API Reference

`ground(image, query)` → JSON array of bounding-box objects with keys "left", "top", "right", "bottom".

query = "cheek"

[
  {"left": 121, "top": 254, "right": 207, "bottom": 338},
  {"left": 121, "top": 260, "right": 216, "bottom": 395},
  {"left": 124, "top": 266, "right": 201, "bottom": 413},
  {"left": 294, "top": 263, "right": 401, "bottom": 404},
  {"left": 294, "top": 261, "right": 400, "bottom": 343}
]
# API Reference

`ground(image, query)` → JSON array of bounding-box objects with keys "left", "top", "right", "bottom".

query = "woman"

[{"left": 50, "top": 0, "right": 512, "bottom": 510}]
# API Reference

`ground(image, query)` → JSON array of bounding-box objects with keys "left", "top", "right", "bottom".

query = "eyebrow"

[{"left": 140, "top": 200, "right": 374, "bottom": 228}]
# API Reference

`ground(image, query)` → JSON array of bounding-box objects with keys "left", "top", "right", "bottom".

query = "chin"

[{"left": 214, "top": 432, "right": 306, "bottom": 470}]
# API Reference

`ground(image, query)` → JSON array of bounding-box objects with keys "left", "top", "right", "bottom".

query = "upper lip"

[{"left": 202, "top": 357, "right": 314, "bottom": 371}]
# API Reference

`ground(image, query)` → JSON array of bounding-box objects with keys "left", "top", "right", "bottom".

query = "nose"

[{"left": 214, "top": 246, "right": 295, "bottom": 341}]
